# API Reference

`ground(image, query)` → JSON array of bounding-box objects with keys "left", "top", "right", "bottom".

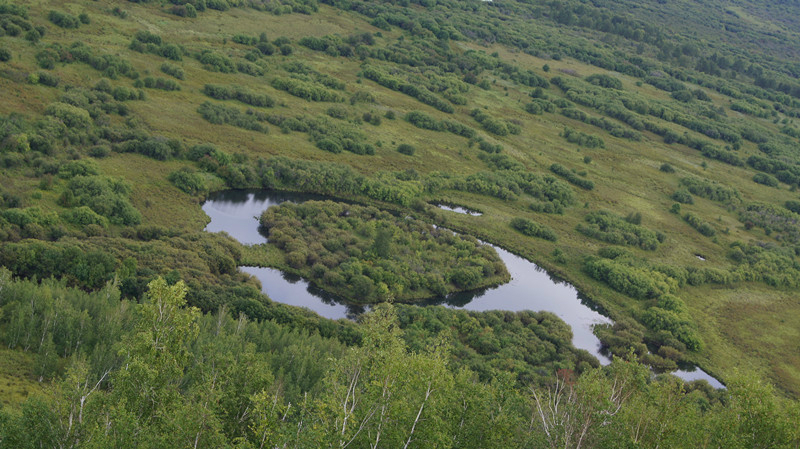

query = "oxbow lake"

[{"left": 202, "top": 189, "right": 724, "bottom": 389}]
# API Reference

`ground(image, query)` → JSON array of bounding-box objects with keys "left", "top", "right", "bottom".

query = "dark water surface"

[{"left": 203, "top": 189, "right": 724, "bottom": 388}]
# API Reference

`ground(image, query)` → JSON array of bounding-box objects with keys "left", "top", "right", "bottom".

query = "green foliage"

[
  {"left": 44, "top": 102, "right": 91, "bottom": 129},
  {"left": 260, "top": 157, "right": 423, "bottom": 206},
  {"left": 270, "top": 77, "right": 346, "bottom": 102},
  {"left": 47, "top": 10, "right": 81, "bottom": 29},
  {"left": 561, "top": 126, "right": 605, "bottom": 148},
  {"left": 550, "top": 163, "right": 594, "bottom": 190},
  {"left": 404, "top": 111, "right": 476, "bottom": 138},
  {"left": 202, "top": 84, "right": 274, "bottom": 107},
  {"left": 61, "top": 175, "right": 142, "bottom": 225},
  {"left": 680, "top": 176, "right": 740, "bottom": 204},
  {"left": 659, "top": 163, "right": 675, "bottom": 173},
  {"left": 747, "top": 154, "right": 800, "bottom": 186},
  {"left": 524, "top": 99, "right": 555, "bottom": 115},
  {"left": 362, "top": 65, "right": 454, "bottom": 113},
  {"left": 509, "top": 217, "right": 557, "bottom": 241},
  {"left": 168, "top": 168, "right": 207, "bottom": 195},
  {"left": 577, "top": 210, "right": 663, "bottom": 250},
  {"left": 585, "top": 255, "right": 679, "bottom": 300},
  {"left": 197, "top": 101, "right": 269, "bottom": 133},
  {"left": 739, "top": 203, "right": 800, "bottom": 243},
  {"left": 159, "top": 62, "right": 185, "bottom": 80},
  {"left": 753, "top": 173, "right": 779, "bottom": 187},
  {"left": 671, "top": 189, "right": 694, "bottom": 204},
  {"left": 0, "top": 243, "right": 117, "bottom": 289},
  {"left": 397, "top": 143, "right": 416, "bottom": 155},
  {"left": 683, "top": 212, "right": 716, "bottom": 237},
  {"left": 453, "top": 169, "right": 575, "bottom": 205},
  {"left": 197, "top": 50, "right": 235, "bottom": 72},
  {"left": 585, "top": 73, "right": 623, "bottom": 89},
  {"left": 259, "top": 201, "right": 508, "bottom": 301},
  {"left": 134, "top": 76, "right": 180, "bottom": 91},
  {"left": 130, "top": 30, "right": 183, "bottom": 60},
  {"left": 785, "top": 200, "right": 800, "bottom": 215},
  {"left": 471, "top": 109, "right": 519, "bottom": 136},
  {"left": 61, "top": 205, "right": 109, "bottom": 228}
]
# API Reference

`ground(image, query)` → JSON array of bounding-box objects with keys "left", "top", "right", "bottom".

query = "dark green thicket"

[{"left": 258, "top": 200, "right": 509, "bottom": 301}]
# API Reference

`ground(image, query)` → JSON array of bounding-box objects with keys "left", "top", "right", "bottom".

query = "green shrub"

[
  {"left": 62, "top": 176, "right": 141, "bottom": 225},
  {"left": 202, "top": 84, "right": 274, "bottom": 107},
  {"left": 510, "top": 217, "right": 557, "bottom": 241},
  {"left": 168, "top": 168, "right": 207, "bottom": 195},
  {"left": 576, "top": 210, "right": 661, "bottom": 250},
  {"left": 197, "top": 50, "right": 236, "bottom": 73},
  {"left": 683, "top": 213, "right": 716, "bottom": 237},
  {"left": 61, "top": 206, "right": 109, "bottom": 228},
  {"left": 48, "top": 10, "right": 81, "bottom": 28},
  {"left": 270, "top": 77, "right": 345, "bottom": 102},
  {"left": 197, "top": 102, "right": 268, "bottom": 133},
  {"left": 550, "top": 163, "right": 594, "bottom": 190},
  {"left": 671, "top": 189, "right": 694, "bottom": 204},
  {"left": 160, "top": 62, "right": 185, "bottom": 80},
  {"left": 397, "top": 144, "right": 416, "bottom": 155},
  {"left": 44, "top": 102, "right": 91, "bottom": 129},
  {"left": 753, "top": 173, "right": 779, "bottom": 187}
]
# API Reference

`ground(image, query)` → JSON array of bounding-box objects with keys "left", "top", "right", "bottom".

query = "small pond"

[{"left": 203, "top": 189, "right": 723, "bottom": 387}]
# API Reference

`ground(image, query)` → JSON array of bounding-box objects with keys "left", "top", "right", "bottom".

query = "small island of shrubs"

[{"left": 258, "top": 201, "right": 509, "bottom": 303}]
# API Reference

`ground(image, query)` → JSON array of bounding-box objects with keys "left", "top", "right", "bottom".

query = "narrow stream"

[{"left": 203, "top": 189, "right": 724, "bottom": 388}]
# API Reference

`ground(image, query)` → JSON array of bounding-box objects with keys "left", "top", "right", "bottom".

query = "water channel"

[{"left": 203, "top": 189, "right": 724, "bottom": 388}]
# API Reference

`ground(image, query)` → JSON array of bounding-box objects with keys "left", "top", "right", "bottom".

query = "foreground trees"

[{"left": 1, "top": 278, "right": 799, "bottom": 448}]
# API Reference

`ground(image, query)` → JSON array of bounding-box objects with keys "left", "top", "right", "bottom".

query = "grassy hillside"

[{"left": 2, "top": 0, "right": 800, "bottom": 398}]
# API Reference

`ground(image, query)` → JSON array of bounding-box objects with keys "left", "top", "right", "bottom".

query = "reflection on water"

[
  {"left": 670, "top": 368, "right": 725, "bottom": 389},
  {"left": 203, "top": 189, "right": 724, "bottom": 387},
  {"left": 433, "top": 203, "right": 483, "bottom": 216}
]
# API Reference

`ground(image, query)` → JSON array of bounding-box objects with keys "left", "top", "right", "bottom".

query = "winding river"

[{"left": 203, "top": 189, "right": 724, "bottom": 388}]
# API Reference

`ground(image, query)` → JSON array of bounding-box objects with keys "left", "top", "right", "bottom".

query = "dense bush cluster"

[
  {"left": 577, "top": 210, "right": 664, "bottom": 250},
  {"left": 524, "top": 99, "right": 556, "bottom": 115},
  {"left": 584, "top": 254, "right": 679, "bottom": 300},
  {"left": 47, "top": 10, "right": 83, "bottom": 29},
  {"left": 160, "top": 62, "right": 185, "bottom": 79},
  {"left": 561, "top": 127, "right": 605, "bottom": 148},
  {"left": 683, "top": 212, "right": 716, "bottom": 237},
  {"left": 197, "top": 50, "right": 236, "bottom": 73},
  {"left": 59, "top": 175, "right": 142, "bottom": 226},
  {"left": 509, "top": 217, "right": 558, "bottom": 241},
  {"left": 453, "top": 170, "right": 575, "bottom": 206},
  {"left": 264, "top": 113, "right": 375, "bottom": 155},
  {"left": 679, "top": 176, "right": 740, "bottom": 203},
  {"left": 471, "top": 109, "right": 521, "bottom": 136},
  {"left": 197, "top": 101, "right": 269, "bottom": 133},
  {"left": 361, "top": 65, "right": 454, "bottom": 113},
  {"left": 404, "top": 111, "right": 475, "bottom": 138},
  {"left": 202, "top": 84, "right": 275, "bottom": 107},
  {"left": 134, "top": 76, "right": 180, "bottom": 91},
  {"left": 738, "top": 203, "right": 800, "bottom": 243},
  {"left": 168, "top": 168, "right": 207, "bottom": 195},
  {"left": 270, "top": 77, "right": 346, "bottom": 102},
  {"left": 747, "top": 154, "right": 800, "bottom": 186},
  {"left": 36, "top": 42, "right": 138, "bottom": 79},
  {"left": 259, "top": 201, "right": 508, "bottom": 301},
  {"left": 550, "top": 163, "right": 594, "bottom": 190},
  {"left": 129, "top": 30, "right": 183, "bottom": 60}
]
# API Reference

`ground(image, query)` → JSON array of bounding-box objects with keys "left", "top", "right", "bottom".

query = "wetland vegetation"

[{"left": 2, "top": 0, "right": 800, "bottom": 445}]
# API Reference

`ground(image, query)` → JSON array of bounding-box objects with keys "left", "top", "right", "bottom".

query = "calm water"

[
  {"left": 203, "top": 189, "right": 724, "bottom": 387},
  {"left": 433, "top": 203, "right": 483, "bottom": 216}
]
